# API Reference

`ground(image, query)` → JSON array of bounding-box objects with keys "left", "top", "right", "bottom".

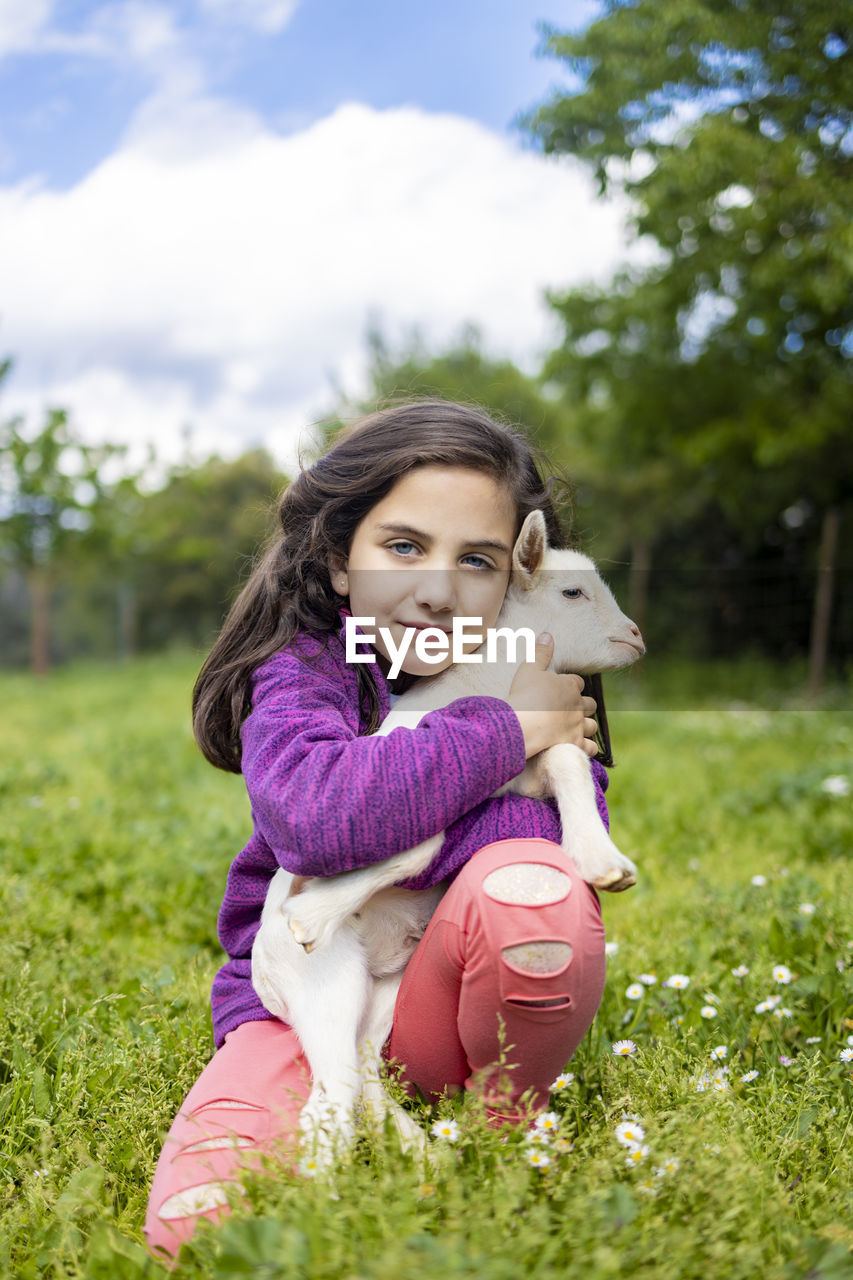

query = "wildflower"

[
  {"left": 552, "top": 1136, "right": 574, "bottom": 1153},
  {"left": 526, "top": 1148, "right": 551, "bottom": 1168},
  {"left": 711, "top": 1074, "right": 729, "bottom": 1092},
  {"left": 534, "top": 1111, "right": 560, "bottom": 1134},
  {"left": 839, "top": 1048, "right": 853, "bottom": 1063},
  {"left": 755, "top": 995, "right": 781, "bottom": 1013},
  {"left": 798, "top": 903, "right": 816, "bottom": 917},
  {"left": 751, "top": 874, "right": 767, "bottom": 887},
  {"left": 773, "top": 1007, "right": 793, "bottom": 1019},
  {"left": 821, "top": 775, "right": 850, "bottom": 797},
  {"left": 806, "top": 1037, "right": 821, "bottom": 1045},
  {"left": 666, "top": 973, "right": 690, "bottom": 990},
  {"left": 654, "top": 1156, "right": 680, "bottom": 1176},
  {"left": 700, "top": 1005, "right": 718, "bottom": 1019},
  {"left": 741, "top": 1069, "right": 759, "bottom": 1082},
  {"left": 431, "top": 1118, "right": 460, "bottom": 1142},
  {"left": 703, "top": 990, "right": 720, "bottom": 1005},
  {"left": 773, "top": 965, "right": 793, "bottom": 985},
  {"left": 779, "top": 1055, "right": 794, "bottom": 1067},
  {"left": 848, "top": 1035, "right": 853, "bottom": 1046},
  {"left": 731, "top": 964, "right": 750, "bottom": 977},
  {"left": 612, "top": 1039, "right": 638, "bottom": 1057},
  {"left": 625, "top": 983, "right": 644, "bottom": 1000},
  {"left": 710, "top": 1045, "right": 728, "bottom": 1061},
  {"left": 636, "top": 1175, "right": 658, "bottom": 1196},
  {"left": 605, "top": 941, "right": 619, "bottom": 958},
  {"left": 637, "top": 973, "right": 658, "bottom": 986},
  {"left": 550, "top": 1072, "right": 575, "bottom": 1091},
  {"left": 526, "top": 1129, "right": 551, "bottom": 1146},
  {"left": 614, "top": 1120, "right": 646, "bottom": 1147},
  {"left": 298, "top": 1156, "right": 319, "bottom": 1177},
  {"left": 624, "top": 1142, "right": 651, "bottom": 1165}
]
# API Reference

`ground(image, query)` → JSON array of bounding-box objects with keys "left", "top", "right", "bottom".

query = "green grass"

[{"left": 1, "top": 654, "right": 852, "bottom": 1278}]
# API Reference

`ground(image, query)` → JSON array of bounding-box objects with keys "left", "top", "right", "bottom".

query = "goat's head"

[{"left": 501, "top": 511, "right": 645, "bottom": 674}]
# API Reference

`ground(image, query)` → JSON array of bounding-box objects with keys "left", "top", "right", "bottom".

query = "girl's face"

[{"left": 335, "top": 466, "right": 517, "bottom": 678}]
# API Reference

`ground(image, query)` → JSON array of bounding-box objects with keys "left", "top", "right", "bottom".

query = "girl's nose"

[{"left": 412, "top": 569, "right": 456, "bottom": 613}]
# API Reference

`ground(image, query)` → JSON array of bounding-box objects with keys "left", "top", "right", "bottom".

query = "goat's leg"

[
  {"left": 540, "top": 744, "right": 638, "bottom": 891},
  {"left": 285, "top": 832, "right": 445, "bottom": 952},
  {"left": 272, "top": 927, "right": 371, "bottom": 1167},
  {"left": 357, "top": 974, "right": 426, "bottom": 1155}
]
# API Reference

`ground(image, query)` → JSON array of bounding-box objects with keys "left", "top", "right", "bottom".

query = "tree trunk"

[
  {"left": 806, "top": 505, "right": 841, "bottom": 699},
  {"left": 28, "top": 568, "right": 51, "bottom": 676},
  {"left": 627, "top": 535, "right": 651, "bottom": 641}
]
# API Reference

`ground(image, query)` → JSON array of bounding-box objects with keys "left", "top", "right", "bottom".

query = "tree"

[
  {"left": 0, "top": 375, "right": 126, "bottom": 673},
  {"left": 525, "top": 0, "right": 853, "bottom": 686},
  {"left": 128, "top": 450, "right": 289, "bottom": 650}
]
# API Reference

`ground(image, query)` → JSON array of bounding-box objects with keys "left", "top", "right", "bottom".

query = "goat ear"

[{"left": 512, "top": 510, "right": 547, "bottom": 589}]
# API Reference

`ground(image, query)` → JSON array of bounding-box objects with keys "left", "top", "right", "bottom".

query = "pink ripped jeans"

[{"left": 145, "top": 839, "right": 606, "bottom": 1259}]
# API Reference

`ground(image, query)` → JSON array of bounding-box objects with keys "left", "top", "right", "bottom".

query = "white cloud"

[
  {"left": 0, "top": 96, "right": 638, "bottom": 469},
  {"left": 197, "top": 0, "right": 301, "bottom": 35},
  {"left": 0, "top": 0, "right": 54, "bottom": 57}
]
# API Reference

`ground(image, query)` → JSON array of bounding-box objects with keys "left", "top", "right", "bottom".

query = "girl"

[{"left": 145, "top": 399, "right": 611, "bottom": 1259}]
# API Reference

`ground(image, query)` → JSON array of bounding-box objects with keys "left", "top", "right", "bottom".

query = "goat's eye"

[{"left": 562, "top": 588, "right": 584, "bottom": 600}]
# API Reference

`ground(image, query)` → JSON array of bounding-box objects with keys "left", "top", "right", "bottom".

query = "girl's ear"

[
  {"left": 328, "top": 555, "right": 349, "bottom": 597},
  {"left": 511, "top": 511, "right": 547, "bottom": 589}
]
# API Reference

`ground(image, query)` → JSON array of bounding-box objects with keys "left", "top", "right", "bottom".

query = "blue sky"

[{"left": 0, "top": 0, "right": 635, "bottom": 467}]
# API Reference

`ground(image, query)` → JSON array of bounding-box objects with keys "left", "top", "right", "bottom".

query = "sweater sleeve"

[{"left": 242, "top": 645, "right": 529, "bottom": 878}]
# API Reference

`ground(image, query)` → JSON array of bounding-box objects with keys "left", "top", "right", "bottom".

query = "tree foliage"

[{"left": 524, "top": 0, "right": 852, "bottom": 680}]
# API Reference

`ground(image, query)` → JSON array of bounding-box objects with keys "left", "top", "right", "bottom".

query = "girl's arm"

[{"left": 243, "top": 646, "right": 529, "bottom": 878}]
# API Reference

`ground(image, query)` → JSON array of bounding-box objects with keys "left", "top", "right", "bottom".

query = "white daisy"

[
  {"left": 773, "top": 965, "right": 793, "bottom": 984},
  {"left": 666, "top": 973, "right": 690, "bottom": 990},
  {"left": 773, "top": 1007, "right": 793, "bottom": 1019},
  {"left": 550, "top": 1072, "right": 575, "bottom": 1091},
  {"left": 731, "top": 964, "right": 750, "bottom": 977},
  {"left": 612, "top": 1039, "right": 638, "bottom": 1057},
  {"left": 526, "top": 1148, "right": 551, "bottom": 1168},
  {"left": 703, "top": 991, "right": 720, "bottom": 1005},
  {"left": 840, "top": 1048, "right": 853, "bottom": 1063},
  {"left": 298, "top": 1156, "right": 319, "bottom": 1177},
  {"left": 741, "top": 1069, "right": 759, "bottom": 1082},
  {"left": 798, "top": 903, "right": 816, "bottom": 917},
  {"left": 654, "top": 1156, "right": 680, "bottom": 1176},
  {"left": 624, "top": 1142, "right": 651, "bottom": 1165},
  {"left": 526, "top": 1129, "right": 552, "bottom": 1146},
  {"left": 751, "top": 874, "right": 767, "bottom": 887},
  {"left": 605, "top": 941, "right": 620, "bottom": 958},
  {"left": 614, "top": 1120, "right": 646, "bottom": 1147},
  {"left": 710, "top": 1045, "right": 728, "bottom": 1060},
  {"left": 431, "top": 1118, "right": 460, "bottom": 1142},
  {"left": 700, "top": 1006, "right": 718, "bottom": 1019},
  {"left": 534, "top": 1111, "right": 560, "bottom": 1134},
  {"left": 847, "top": 1035, "right": 853, "bottom": 1046},
  {"left": 637, "top": 973, "right": 658, "bottom": 986},
  {"left": 821, "top": 775, "right": 850, "bottom": 797},
  {"left": 625, "top": 983, "right": 644, "bottom": 1000}
]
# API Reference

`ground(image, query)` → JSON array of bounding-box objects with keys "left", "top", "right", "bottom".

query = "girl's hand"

[{"left": 508, "top": 633, "right": 599, "bottom": 760}]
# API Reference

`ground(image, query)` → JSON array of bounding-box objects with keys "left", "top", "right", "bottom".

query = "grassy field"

[{"left": 1, "top": 653, "right": 852, "bottom": 1279}]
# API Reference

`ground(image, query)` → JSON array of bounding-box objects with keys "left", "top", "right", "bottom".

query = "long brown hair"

[{"left": 193, "top": 398, "right": 574, "bottom": 772}]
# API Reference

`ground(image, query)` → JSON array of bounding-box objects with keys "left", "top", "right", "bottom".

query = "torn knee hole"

[
  {"left": 157, "top": 1180, "right": 246, "bottom": 1220},
  {"left": 188, "top": 1098, "right": 265, "bottom": 1117},
  {"left": 501, "top": 941, "right": 573, "bottom": 975},
  {"left": 505, "top": 994, "right": 572, "bottom": 1009},
  {"left": 483, "top": 863, "right": 571, "bottom": 906},
  {"left": 179, "top": 1136, "right": 256, "bottom": 1155}
]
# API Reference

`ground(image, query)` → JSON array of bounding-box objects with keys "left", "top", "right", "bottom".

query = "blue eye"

[
  {"left": 462, "top": 554, "right": 493, "bottom": 570},
  {"left": 389, "top": 540, "right": 419, "bottom": 557},
  {"left": 562, "top": 588, "right": 584, "bottom": 599}
]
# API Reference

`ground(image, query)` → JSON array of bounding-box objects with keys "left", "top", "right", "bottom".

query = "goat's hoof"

[
  {"left": 288, "top": 916, "right": 315, "bottom": 950},
  {"left": 592, "top": 868, "right": 637, "bottom": 893}
]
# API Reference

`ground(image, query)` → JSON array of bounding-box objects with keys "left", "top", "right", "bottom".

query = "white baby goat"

[{"left": 251, "top": 510, "right": 644, "bottom": 1159}]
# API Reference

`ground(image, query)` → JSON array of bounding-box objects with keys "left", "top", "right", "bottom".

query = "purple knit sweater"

[{"left": 211, "top": 617, "right": 610, "bottom": 1046}]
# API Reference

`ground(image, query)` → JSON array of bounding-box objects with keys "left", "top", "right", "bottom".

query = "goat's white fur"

[{"left": 251, "top": 510, "right": 644, "bottom": 1161}]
